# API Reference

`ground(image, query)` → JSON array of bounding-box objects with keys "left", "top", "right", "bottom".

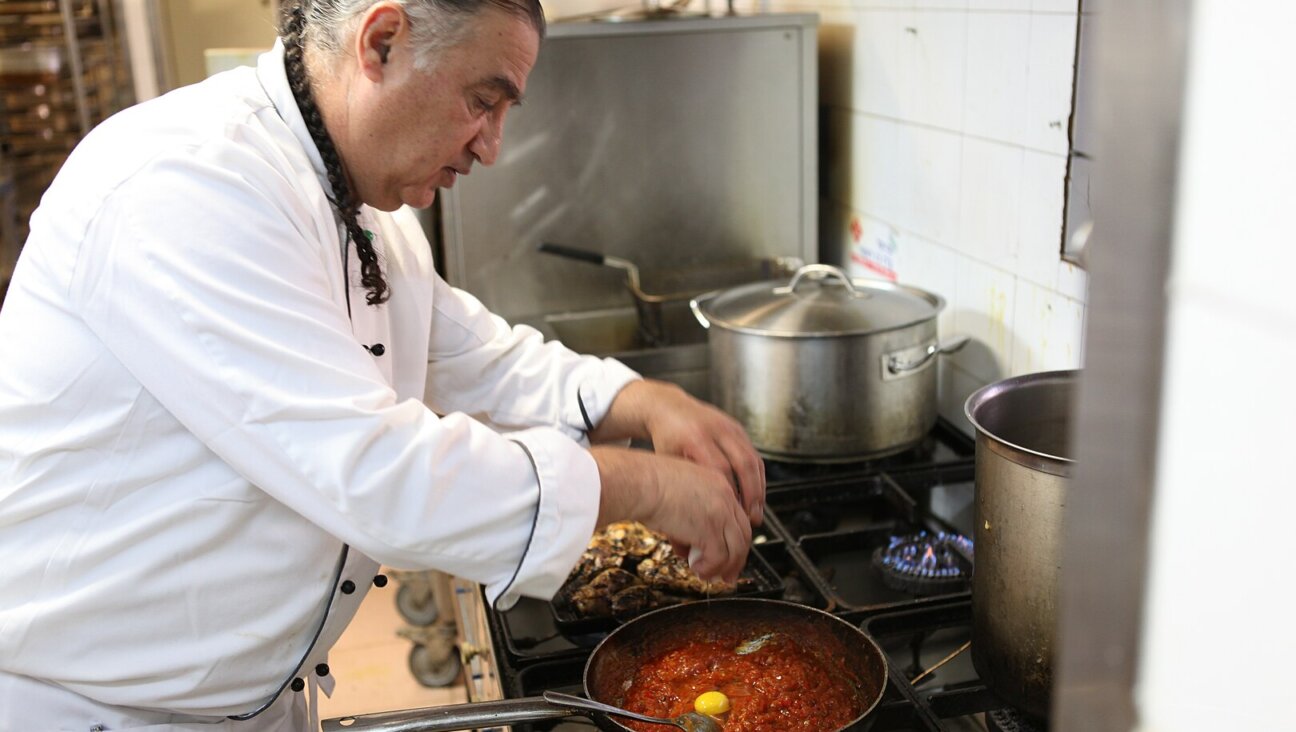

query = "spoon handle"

[{"left": 543, "top": 691, "right": 683, "bottom": 728}]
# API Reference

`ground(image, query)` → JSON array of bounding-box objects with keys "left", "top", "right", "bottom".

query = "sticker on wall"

[{"left": 849, "top": 217, "right": 898, "bottom": 282}]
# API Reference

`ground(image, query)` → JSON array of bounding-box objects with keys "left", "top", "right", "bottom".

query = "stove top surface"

[{"left": 476, "top": 418, "right": 1045, "bottom": 731}]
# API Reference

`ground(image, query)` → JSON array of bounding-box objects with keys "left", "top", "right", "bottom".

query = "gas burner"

[
  {"left": 986, "top": 707, "right": 1046, "bottom": 732},
  {"left": 871, "top": 531, "right": 973, "bottom": 596}
]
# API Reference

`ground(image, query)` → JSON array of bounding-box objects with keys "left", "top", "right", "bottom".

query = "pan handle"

[
  {"left": 543, "top": 691, "right": 690, "bottom": 727},
  {"left": 537, "top": 241, "right": 606, "bottom": 265},
  {"left": 321, "top": 697, "right": 573, "bottom": 732},
  {"left": 537, "top": 242, "right": 641, "bottom": 293}
]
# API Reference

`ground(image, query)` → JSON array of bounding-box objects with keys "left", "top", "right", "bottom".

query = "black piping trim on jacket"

[
  {"left": 492, "top": 440, "right": 543, "bottom": 612},
  {"left": 576, "top": 388, "right": 594, "bottom": 433},
  {"left": 227, "top": 544, "right": 350, "bottom": 721},
  {"left": 237, "top": 66, "right": 359, "bottom": 722}
]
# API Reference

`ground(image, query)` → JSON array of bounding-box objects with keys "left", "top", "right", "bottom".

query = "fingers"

[
  {"left": 687, "top": 472, "right": 753, "bottom": 584},
  {"left": 715, "top": 425, "right": 765, "bottom": 526},
  {"left": 627, "top": 453, "right": 752, "bottom": 584},
  {"left": 719, "top": 492, "right": 751, "bottom": 581},
  {"left": 648, "top": 394, "right": 766, "bottom": 526},
  {"left": 690, "top": 417, "right": 766, "bottom": 527}
]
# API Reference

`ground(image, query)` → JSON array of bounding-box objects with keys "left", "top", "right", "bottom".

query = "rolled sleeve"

[
  {"left": 568, "top": 358, "right": 642, "bottom": 444},
  {"left": 487, "top": 428, "right": 602, "bottom": 610},
  {"left": 423, "top": 281, "right": 643, "bottom": 445}
]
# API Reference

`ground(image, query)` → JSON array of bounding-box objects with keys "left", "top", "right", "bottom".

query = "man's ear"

[{"left": 355, "top": 1, "right": 406, "bottom": 81}]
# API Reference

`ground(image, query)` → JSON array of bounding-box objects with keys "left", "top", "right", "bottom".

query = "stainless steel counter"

[{"left": 515, "top": 306, "right": 711, "bottom": 401}]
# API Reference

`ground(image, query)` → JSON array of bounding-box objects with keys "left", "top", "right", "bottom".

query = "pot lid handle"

[{"left": 772, "top": 264, "right": 870, "bottom": 298}]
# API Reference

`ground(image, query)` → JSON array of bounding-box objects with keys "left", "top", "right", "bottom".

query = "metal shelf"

[{"left": 0, "top": 0, "right": 134, "bottom": 245}]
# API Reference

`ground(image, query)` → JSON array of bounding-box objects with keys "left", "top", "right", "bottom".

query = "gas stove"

[{"left": 453, "top": 418, "right": 1048, "bottom": 731}]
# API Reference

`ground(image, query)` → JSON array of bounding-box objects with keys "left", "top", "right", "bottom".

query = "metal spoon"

[{"left": 542, "top": 691, "right": 723, "bottom": 732}]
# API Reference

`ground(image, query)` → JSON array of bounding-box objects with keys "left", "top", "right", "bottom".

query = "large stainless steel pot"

[
  {"left": 322, "top": 598, "right": 889, "bottom": 732},
  {"left": 965, "top": 369, "right": 1077, "bottom": 722},
  {"left": 691, "top": 264, "right": 967, "bottom": 462}
]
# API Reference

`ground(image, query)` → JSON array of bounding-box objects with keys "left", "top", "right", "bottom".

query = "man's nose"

[{"left": 469, "top": 118, "right": 503, "bottom": 167}]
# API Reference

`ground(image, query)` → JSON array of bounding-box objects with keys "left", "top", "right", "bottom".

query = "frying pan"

[{"left": 322, "top": 598, "right": 889, "bottom": 732}]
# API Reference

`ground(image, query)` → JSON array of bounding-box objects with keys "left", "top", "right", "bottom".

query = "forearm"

[
  {"left": 587, "top": 379, "right": 681, "bottom": 444},
  {"left": 589, "top": 445, "right": 661, "bottom": 527},
  {"left": 590, "top": 379, "right": 766, "bottom": 527}
]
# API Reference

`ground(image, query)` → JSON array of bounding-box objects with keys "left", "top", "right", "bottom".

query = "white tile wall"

[
  {"left": 851, "top": 112, "right": 902, "bottom": 220},
  {"left": 1024, "top": 11, "right": 1079, "bottom": 153},
  {"left": 967, "top": 1, "right": 1032, "bottom": 11},
  {"left": 810, "top": 0, "right": 1086, "bottom": 434},
  {"left": 1008, "top": 278, "right": 1084, "bottom": 375},
  {"left": 856, "top": 0, "right": 917, "bottom": 8},
  {"left": 950, "top": 253, "right": 1017, "bottom": 384},
  {"left": 957, "top": 137, "right": 1022, "bottom": 269},
  {"left": 851, "top": 9, "right": 906, "bottom": 119},
  {"left": 1031, "top": 0, "right": 1077, "bottom": 13},
  {"left": 896, "top": 11, "right": 968, "bottom": 131},
  {"left": 1055, "top": 257, "right": 1088, "bottom": 300},
  {"left": 892, "top": 231, "right": 961, "bottom": 336},
  {"left": 919, "top": 0, "right": 968, "bottom": 10},
  {"left": 963, "top": 11, "right": 1030, "bottom": 144},
  {"left": 894, "top": 124, "right": 964, "bottom": 244},
  {"left": 1017, "top": 148, "right": 1068, "bottom": 286}
]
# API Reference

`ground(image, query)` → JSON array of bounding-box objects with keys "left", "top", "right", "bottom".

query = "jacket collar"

[{"left": 256, "top": 39, "right": 332, "bottom": 198}]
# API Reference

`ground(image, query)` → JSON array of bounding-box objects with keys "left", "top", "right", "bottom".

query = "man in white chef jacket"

[{"left": 0, "top": 1, "right": 766, "bottom": 729}]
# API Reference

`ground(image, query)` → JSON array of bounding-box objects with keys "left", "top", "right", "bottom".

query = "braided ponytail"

[{"left": 282, "top": 1, "right": 389, "bottom": 307}]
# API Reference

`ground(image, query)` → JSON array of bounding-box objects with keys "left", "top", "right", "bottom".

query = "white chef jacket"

[{"left": 0, "top": 42, "right": 638, "bottom": 729}]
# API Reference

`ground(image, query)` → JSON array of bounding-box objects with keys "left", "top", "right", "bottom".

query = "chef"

[{"left": 0, "top": 0, "right": 765, "bottom": 729}]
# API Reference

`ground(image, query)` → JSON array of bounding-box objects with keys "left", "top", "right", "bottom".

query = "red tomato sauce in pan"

[{"left": 618, "top": 627, "right": 864, "bottom": 732}]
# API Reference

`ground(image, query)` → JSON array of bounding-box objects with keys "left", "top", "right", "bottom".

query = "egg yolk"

[{"left": 693, "top": 690, "right": 731, "bottom": 716}]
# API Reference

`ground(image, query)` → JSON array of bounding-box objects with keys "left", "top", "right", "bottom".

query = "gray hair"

[
  {"left": 291, "top": 0, "right": 546, "bottom": 71},
  {"left": 277, "top": 0, "right": 545, "bottom": 307}
]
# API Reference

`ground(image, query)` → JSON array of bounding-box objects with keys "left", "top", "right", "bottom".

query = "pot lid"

[{"left": 697, "top": 264, "right": 943, "bottom": 336}]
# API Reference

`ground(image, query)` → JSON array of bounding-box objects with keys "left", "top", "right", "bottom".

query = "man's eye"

[{"left": 474, "top": 96, "right": 495, "bottom": 113}]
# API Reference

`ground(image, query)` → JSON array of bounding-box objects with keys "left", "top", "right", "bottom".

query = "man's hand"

[
  {"left": 590, "top": 380, "right": 765, "bottom": 525},
  {"left": 589, "top": 446, "right": 752, "bottom": 583}
]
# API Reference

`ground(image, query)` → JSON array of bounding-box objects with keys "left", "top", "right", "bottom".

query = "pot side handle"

[
  {"left": 322, "top": 697, "right": 572, "bottom": 732},
  {"left": 690, "top": 291, "right": 720, "bottom": 329},
  {"left": 885, "top": 336, "right": 971, "bottom": 377}
]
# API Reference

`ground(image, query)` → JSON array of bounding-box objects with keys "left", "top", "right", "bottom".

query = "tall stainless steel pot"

[
  {"left": 691, "top": 264, "right": 967, "bottom": 462},
  {"left": 965, "top": 369, "right": 1077, "bottom": 722}
]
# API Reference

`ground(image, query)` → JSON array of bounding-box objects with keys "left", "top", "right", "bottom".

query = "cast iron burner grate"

[
  {"left": 872, "top": 531, "right": 973, "bottom": 596},
  {"left": 986, "top": 708, "right": 1046, "bottom": 732}
]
